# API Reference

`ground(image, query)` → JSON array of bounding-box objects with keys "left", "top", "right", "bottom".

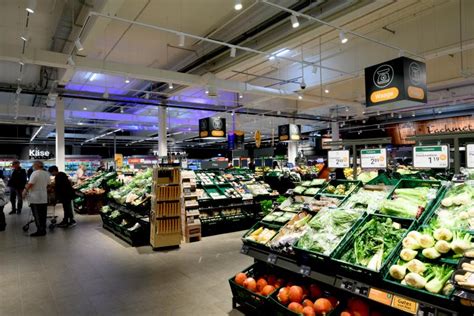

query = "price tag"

[
  {"left": 391, "top": 295, "right": 418, "bottom": 314},
  {"left": 240, "top": 245, "right": 249, "bottom": 254},
  {"left": 267, "top": 253, "right": 278, "bottom": 264},
  {"left": 340, "top": 278, "right": 355, "bottom": 292},
  {"left": 328, "top": 150, "right": 350, "bottom": 168},
  {"left": 368, "top": 288, "right": 393, "bottom": 306},
  {"left": 355, "top": 284, "right": 369, "bottom": 297},
  {"left": 360, "top": 148, "right": 387, "bottom": 169},
  {"left": 413, "top": 145, "right": 449, "bottom": 169},
  {"left": 467, "top": 144, "right": 474, "bottom": 168},
  {"left": 299, "top": 265, "right": 311, "bottom": 277}
]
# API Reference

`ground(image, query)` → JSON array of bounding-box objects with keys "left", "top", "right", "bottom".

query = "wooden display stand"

[
  {"left": 150, "top": 167, "right": 182, "bottom": 249},
  {"left": 181, "top": 170, "right": 201, "bottom": 242}
]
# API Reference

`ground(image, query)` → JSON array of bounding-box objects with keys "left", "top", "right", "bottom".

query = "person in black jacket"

[
  {"left": 8, "top": 160, "right": 27, "bottom": 214},
  {"left": 48, "top": 166, "right": 76, "bottom": 228}
]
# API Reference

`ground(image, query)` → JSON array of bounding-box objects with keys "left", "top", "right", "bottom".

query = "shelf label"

[
  {"left": 355, "top": 284, "right": 369, "bottom": 297},
  {"left": 467, "top": 144, "right": 474, "bottom": 168},
  {"left": 368, "top": 288, "right": 393, "bottom": 306},
  {"left": 413, "top": 145, "right": 449, "bottom": 169},
  {"left": 392, "top": 295, "right": 418, "bottom": 314},
  {"left": 299, "top": 265, "right": 311, "bottom": 277},
  {"left": 328, "top": 150, "right": 350, "bottom": 168},
  {"left": 360, "top": 148, "right": 387, "bottom": 169},
  {"left": 240, "top": 245, "right": 249, "bottom": 255},
  {"left": 340, "top": 278, "right": 355, "bottom": 292},
  {"left": 267, "top": 253, "right": 278, "bottom": 264}
]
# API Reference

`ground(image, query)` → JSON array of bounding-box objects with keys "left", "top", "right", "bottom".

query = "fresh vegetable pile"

[
  {"left": 339, "top": 217, "right": 407, "bottom": 271},
  {"left": 245, "top": 226, "right": 277, "bottom": 244},
  {"left": 454, "top": 252, "right": 474, "bottom": 292},
  {"left": 343, "top": 186, "right": 390, "bottom": 213},
  {"left": 379, "top": 186, "right": 438, "bottom": 219},
  {"left": 108, "top": 169, "right": 152, "bottom": 206},
  {"left": 297, "top": 208, "right": 363, "bottom": 256},
  {"left": 269, "top": 212, "right": 312, "bottom": 254},
  {"left": 323, "top": 183, "right": 355, "bottom": 196},
  {"left": 233, "top": 270, "right": 281, "bottom": 297},
  {"left": 429, "top": 183, "right": 474, "bottom": 231},
  {"left": 276, "top": 283, "right": 338, "bottom": 315},
  {"left": 262, "top": 211, "right": 296, "bottom": 225},
  {"left": 338, "top": 297, "right": 386, "bottom": 316}
]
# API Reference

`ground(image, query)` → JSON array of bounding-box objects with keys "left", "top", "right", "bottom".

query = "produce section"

[
  {"left": 230, "top": 176, "right": 474, "bottom": 315},
  {"left": 73, "top": 171, "right": 118, "bottom": 214}
]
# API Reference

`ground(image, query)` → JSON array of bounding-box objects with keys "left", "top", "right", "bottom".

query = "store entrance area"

[{"left": 0, "top": 205, "right": 249, "bottom": 316}]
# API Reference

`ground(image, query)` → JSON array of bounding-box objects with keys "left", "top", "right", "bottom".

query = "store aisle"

[{"left": 0, "top": 205, "right": 252, "bottom": 316}]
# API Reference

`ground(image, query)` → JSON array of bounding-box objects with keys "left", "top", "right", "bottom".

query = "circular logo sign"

[
  {"left": 373, "top": 64, "right": 394, "bottom": 89},
  {"left": 280, "top": 125, "right": 288, "bottom": 135},
  {"left": 212, "top": 118, "right": 223, "bottom": 130},
  {"left": 408, "top": 62, "right": 422, "bottom": 86},
  {"left": 199, "top": 119, "right": 208, "bottom": 131}
]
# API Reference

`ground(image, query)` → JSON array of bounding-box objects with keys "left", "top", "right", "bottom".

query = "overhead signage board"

[
  {"left": 360, "top": 148, "right": 387, "bottom": 169},
  {"left": 114, "top": 153, "right": 123, "bottom": 168},
  {"left": 29, "top": 148, "right": 53, "bottom": 160},
  {"left": 278, "top": 124, "right": 301, "bottom": 142},
  {"left": 467, "top": 144, "right": 474, "bottom": 168},
  {"left": 328, "top": 150, "right": 350, "bottom": 168},
  {"left": 365, "top": 56, "right": 427, "bottom": 109},
  {"left": 234, "top": 130, "right": 244, "bottom": 149},
  {"left": 199, "top": 117, "right": 226, "bottom": 138},
  {"left": 413, "top": 145, "right": 449, "bottom": 169}
]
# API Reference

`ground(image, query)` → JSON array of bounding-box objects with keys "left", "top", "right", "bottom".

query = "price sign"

[
  {"left": 267, "top": 253, "right": 278, "bottom": 264},
  {"left": 467, "top": 144, "right": 474, "bottom": 168},
  {"left": 299, "top": 265, "right": 311, "bottom": 277},
  {"left": 328, "top": 150, "right": 350, "bottom": 168},
  {"left": 392, "top": 295, "right": 418, "bottom": 314},
  {"left": 368, "top": 288, "right": 393, "bottom": 306},
  {"left": 413, "top": 145, "right": 449, "bottom": 169},
  {"left": 360, "top": 148, "right": 387, "bottom": 169}
]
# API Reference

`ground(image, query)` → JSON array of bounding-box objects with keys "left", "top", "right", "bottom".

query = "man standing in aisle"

[
  {"left": 23, "top": 161, "right": 50, "bottom": 237},
  {"left": 48, "top": 166, "right": 76, "bottom": 228},
  {"left": 8, "top": 160, "right": 27, "bottom": 214}
]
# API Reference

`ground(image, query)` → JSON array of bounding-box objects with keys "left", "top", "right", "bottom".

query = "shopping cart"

[{"left": 22, "top": 185, "right": 58, "bottom": 232}]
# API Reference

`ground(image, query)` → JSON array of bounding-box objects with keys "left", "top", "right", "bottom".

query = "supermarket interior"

[{"left": 0, "top": 0, "right": 474, "bottom": 315}]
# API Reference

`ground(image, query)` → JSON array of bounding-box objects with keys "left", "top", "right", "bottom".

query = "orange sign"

[
  {"left": 370, "top": 87, "right": 399, "bottom": 103},
  {"left": 407, "top": 86, "right": 425, "bottom": 100},
  {"left": 255, "top": 130, "right": 262, "bottom": 148},
  {"left": 114, "top": 154, "right": 123, "bottom": 168},
  {"left": 391, "top": 295, "right": 418, "bottom": 314},
  {"left": 368, "top": 288, "right": 393, "bottom": 306}
]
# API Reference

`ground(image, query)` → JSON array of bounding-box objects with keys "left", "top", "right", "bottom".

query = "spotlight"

[
  {"left": 19, "top": 59, "right": 25, "bottom": 66},
  {"left": 83, "top": 107, "right": 87, "bottom": 110},
  {"left": 168, "top": 82, "right": 174, "bottom": 89},
  {"left": 125, "top": 77, "right": 130, "bottom": 84},
  {"left": 290, "top": 14, "right": 300, "bottom": 28},
  {"left": 298, "top": 94, "right": 303, "bottom": 100},
  {"left": 412, "top": 111, "right": 416, "bottom": 117},
  {"left": 324, "top": 89, "right": 329, "bottom": 94},
  {"left": 230, "top": 46, "right": 236, "bottom": 58},
  {"left": 339, "top": 31, "right": 348, "bottom": 44},
  {"left": 67, "top": 56, "right": 75, "bottom": 66},
  {"left": 120, "top": 107, "right": 124, "bottom": 113},
  {"left": 398, "top": 113, "right": 402, "bottom": 119},
  {"left": 390, "top": 112, "right": 394, "bottom": 118},
  {"left": 234, "top": 0, "right": 242, "bottom": 11},
  {"left": 345, "top": 107, "right": 349, "bottom": 112},
  {"left": 26, "top": 0, "right": 36, "bottom": 13},
  {"left": 20, "top": 34, "right": 29, "bottom": 42},
  {"left": 74, "top": 38, "right": 84, "bottom": 51},
  {"left": 205, "top": 87, "right": 209, "bottom": 94},
  {"left": 239, "top": 93, "right": 243, "bottom": 99},
  {"left": 16, "top": 87, "right": 22, "bottom": 95},
  {"left": 178, "top": 33, "right": 185, "bottom": 47},
  {"left": 144, "top": 92, "right": 150, "bottom": 99}
]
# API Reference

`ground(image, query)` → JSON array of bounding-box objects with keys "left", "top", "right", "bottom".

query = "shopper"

[
  {"left": 23, "top": 161, "right": 50, "bottom": 237},
  {"left": 48, "top": 166, "right": 76, "bottom": 228},
  {"left": 8, "top": 160, "right": 27, "bottom": 214},
  {"left": 27, "top": 166, "right": 33, "bottom": 180},
  {"left": 76, "top": 164, "right": 87, "bottom": 182},
  {"left": 0, "top": 175, "right": 8, "bottom": 231},
  {"left": 272, "top": 161, "right": 281, "bottom": 170},
  {"left": 248, "top": 159, "right": 255, "bottom": 171}
]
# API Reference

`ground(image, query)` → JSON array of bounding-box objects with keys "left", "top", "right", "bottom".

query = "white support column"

[
  {"left": 287, "top": 142, "right": 297, "bottom": 166},
  {"left": 55, "top": 97, "right": 65, "bottom": 171},
  {"left": 158, "top": 106, "right": 167, "bottom": 157}
]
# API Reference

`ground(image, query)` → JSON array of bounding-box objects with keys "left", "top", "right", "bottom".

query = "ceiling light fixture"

[
  {"left": 89, "top": 73, "right": 97, "bottom": 81},
  {"left": 377, "top": 111, "right": 380, "bottom": 116},
  {"left": 16, "top": 87, "right": 22, "bottom": 95},
  {"left": 239, "top": 93, "right": 243, "bottom": 99},
  {"left": 83, "top": 107, "right": 87, "bottom": 110},
  {"left": 20, "top": 34, "right": 29, "bottom": 42},
  {"left": 19, "top": 59, "right": 25, "bottom": 66},
  {"left": 205, "top": 87, "right": 209, "bottom": 94},
  {"left": 230, "top": 46, "right": 236, "bottom": 58},
  {"left": 390, "top": 112, "right": 394, "bottom": 118},
  {"left": 30, "top": 126, "right": 43, "bottom": 142},
  {"left": 298, "top": 94, "right": 303, "bottom": 100},
  {"left": 345, "top": 107, "right": 349, "bottom": 112},
  {"left": 290, "top": 14, "right": 300, "bottom": 28},
  {"left": 339, "top": 31, "right": 348, "bottom": 44},
  {"left": 67, "top": 56, "right": 75, "bottom": 66},
  {"left": 234, "top": 0, "right": 242, "bottom": 10},
  {"left": 26, "top": 0, "right": 36, "bottom": 14},
  {"left": 398, "top": 113, "right": 402, "bottom": 119},
  {"left": 412, "top": 111, "right": 416, "bottom": 117},
  {"left": 74, "top": 38, "right": 84, "bottom": 51},
  {"left": 78, "top": 122, "right": 84, "bottom": 126},
  {"left": 144, "top": 92, "right": 150, "bottom": 99},
  {"left": 124, "top": 77, "right": 130, "bottom": 84},
  {"left": 362, "top": 119, "right": 366, "bottom": 124},
  {"left": 120, "top": 106, "right": 124, "bottom": 113},
  {"left": 438, "top": 109, "right": 443, "bottom": 114},
  {"left": 324, "top": 88, "right": 329, "bottom": 94},
  {"left": 178, "top": 33, "right": 185, "bottom": 47},
  {"left": 168, "top": 82, "right": 174, "bottom": 89}
]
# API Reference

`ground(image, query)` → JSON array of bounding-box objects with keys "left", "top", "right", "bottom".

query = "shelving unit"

[
  {"left": 182, "top": 170, "right": 201, "bottom": 242},
  {"left": 150, "top": 167, "right": 182, "bottom": 249}
]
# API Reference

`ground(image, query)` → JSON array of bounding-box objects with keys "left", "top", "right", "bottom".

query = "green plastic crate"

[
  {"left": 331, "top": 213, "right": 416, "bottom": 279},
  {"left": 367, "top": 173, "right": 399, "bottom": 186},
  {"left": 318, "top": 180, "right": 362, "bottom": 199},
  {"left": 242, "top": 221, "right": 281, "bottom": 250}
]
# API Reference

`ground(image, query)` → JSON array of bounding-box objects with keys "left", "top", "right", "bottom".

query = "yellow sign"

[
  {"left": 391, "top": 295, "right": 418, "bottom": 314},
  {"left": 255, "top": 130, "right": 262, "bottom": 148},
  {"left": 370, "top": 87, "right": 399, "bottom": 103},
  {"left": 407, "top": 86, "right": 425, "bottom": 100},
  {"left": 114, "top": 154, "right": 123, "bottom": 168},
  {"left": 368, "top": 288, "right": 393, "bottom": 306}
]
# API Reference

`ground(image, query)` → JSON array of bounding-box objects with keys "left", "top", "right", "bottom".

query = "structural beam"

[
  {"left": 55, "top": 98, "right": 65, "bottom": 172},
  {"left": 158, "top": 107, "right": 167, "bottom": 157}
]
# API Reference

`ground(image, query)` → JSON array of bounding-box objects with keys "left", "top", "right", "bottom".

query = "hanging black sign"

[
  {"left": 278, "top": 124, "right": 301, "bottom": 142},
  {"left": 199, "top": 117, "right": 226, "bottom": 138},
  {"left": 365, "top": 56, "right": 426, "bottom": 108},
  {"left": 29, "top": 147, "right": 54, "bottom": 160}
]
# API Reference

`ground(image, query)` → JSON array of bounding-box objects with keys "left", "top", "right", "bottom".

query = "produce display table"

[{"left": 74, "top": 191, "right": 106, "bottom": 215}]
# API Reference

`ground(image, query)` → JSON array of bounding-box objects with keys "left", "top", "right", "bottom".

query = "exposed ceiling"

[{"left": 0, "top": 0, "right": 472, "bottom": 151}]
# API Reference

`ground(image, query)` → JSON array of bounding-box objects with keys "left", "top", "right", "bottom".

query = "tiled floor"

[{"left": 0, "top": 204, "right": 252, "bottom": 316}]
